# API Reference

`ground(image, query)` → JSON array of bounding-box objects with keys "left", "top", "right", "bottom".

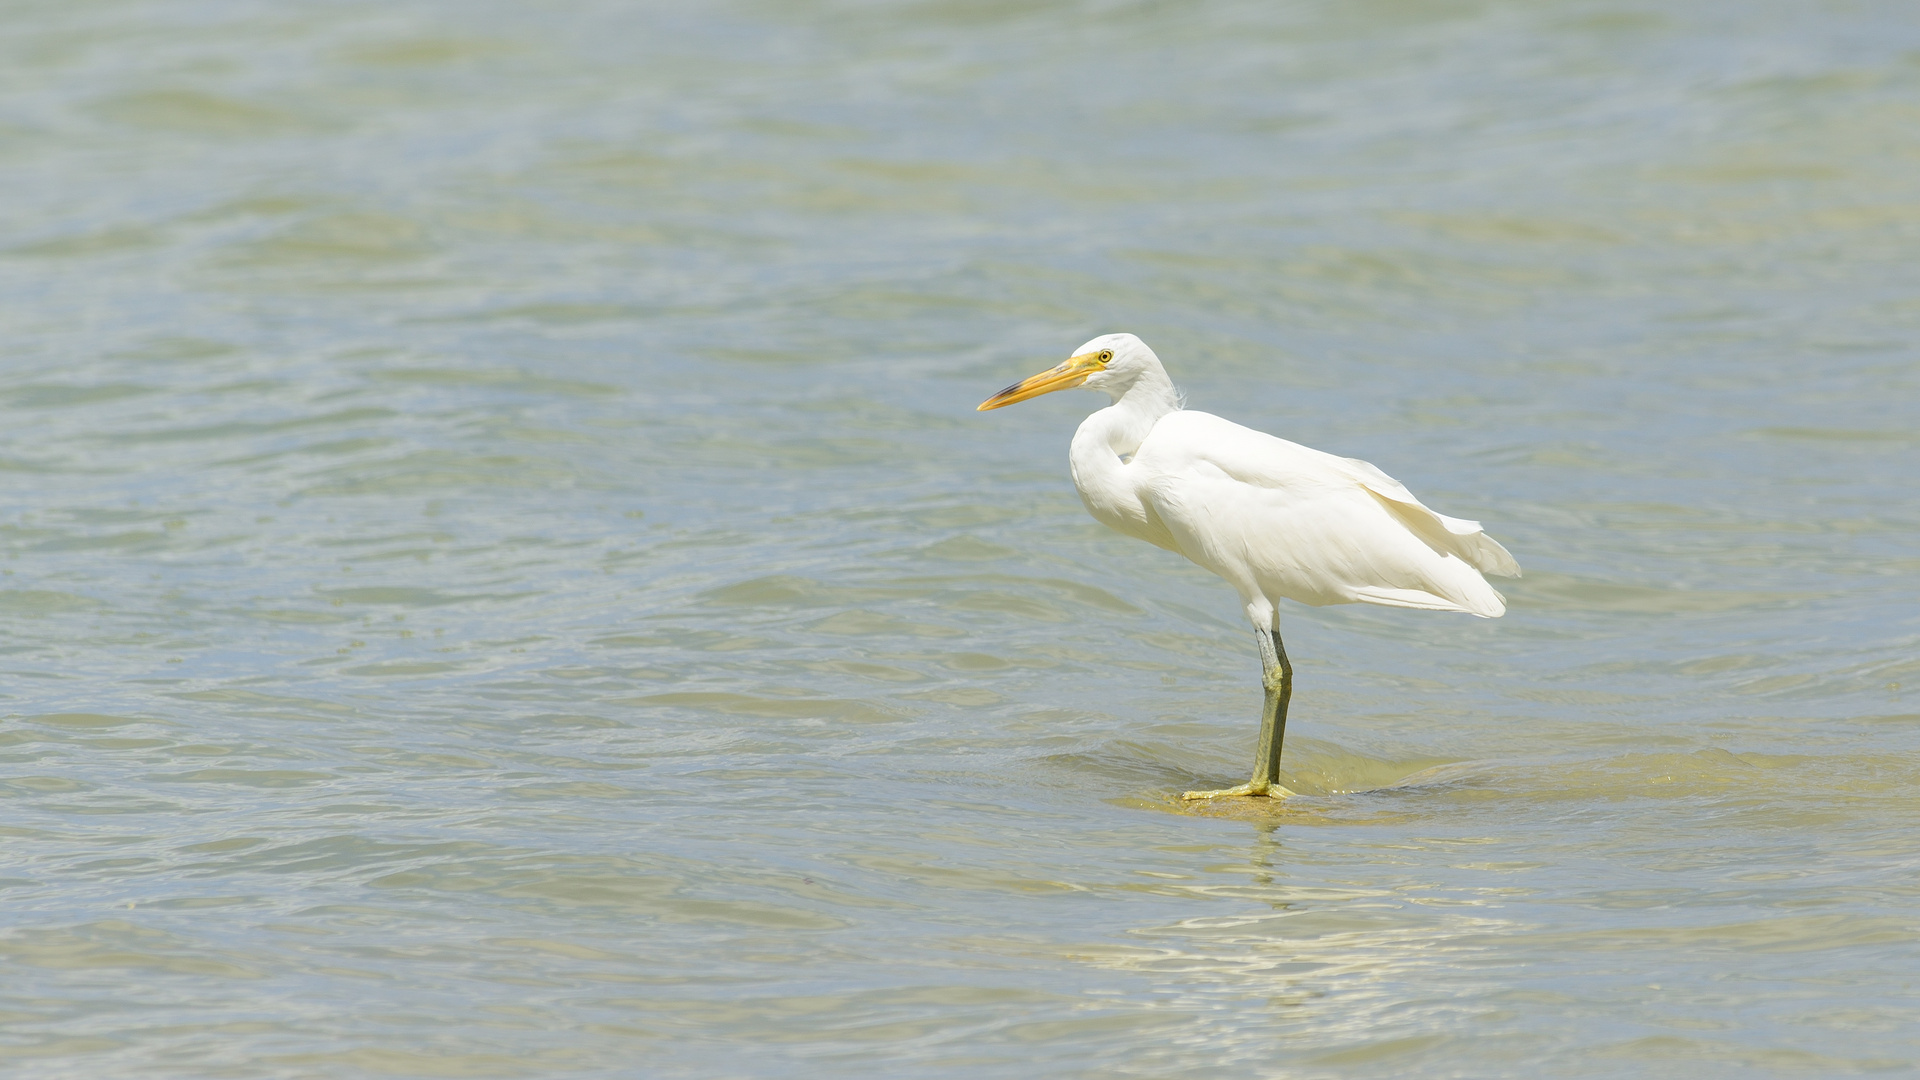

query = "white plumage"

[{"left": 980, "top": 332, "right": 1519, "bottom": 799}]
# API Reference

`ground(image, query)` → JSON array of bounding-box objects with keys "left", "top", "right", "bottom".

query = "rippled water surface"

[{"left": 4, "top": 1, "right": 1920, "bottom": 1076}]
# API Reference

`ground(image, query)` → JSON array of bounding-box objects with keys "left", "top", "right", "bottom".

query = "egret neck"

[{"left": 1067, "top": 356, "right": 1181, "bottom": 553}]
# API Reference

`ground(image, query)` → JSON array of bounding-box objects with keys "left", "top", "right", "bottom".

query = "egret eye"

[{"left": 1098, "top": 350, "right": 1113, "bottom": 363}]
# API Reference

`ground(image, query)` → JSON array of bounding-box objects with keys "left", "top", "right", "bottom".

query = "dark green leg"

[
  {"left": 1246, "top": 624, "right": 1292, "bottom": 795},
  {"left": 1183, "top": 620, "right": 1294, "bottom": 801}
]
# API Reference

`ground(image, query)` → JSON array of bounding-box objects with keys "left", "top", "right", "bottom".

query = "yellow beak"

[{"left": 976, "top": 351, "right": 1108, "bottom": 411}]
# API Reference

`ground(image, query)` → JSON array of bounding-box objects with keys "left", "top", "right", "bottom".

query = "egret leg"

[{"left": 1183, "top": 623, "right": 1293, "bottom": 800}]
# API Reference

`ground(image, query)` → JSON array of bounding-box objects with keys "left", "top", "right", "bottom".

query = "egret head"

[{"left": 976, "top": 333, "right": 1164, "bottom": 411}]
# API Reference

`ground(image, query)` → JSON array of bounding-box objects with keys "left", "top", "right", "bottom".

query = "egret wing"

[
  {"left": 1149, "top": 412, "right": 1519, "bottom": 576},
  {"left": 1134, "top": 411, "right": 1513, "bottom": 616},
  {"left": 1333, "top": 456, "right": 1520, "bottom": 577}
]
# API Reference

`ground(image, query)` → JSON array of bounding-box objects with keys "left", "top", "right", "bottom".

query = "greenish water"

[{"left": 4, "top": 1, "right": 1919, "bottom": 1076}]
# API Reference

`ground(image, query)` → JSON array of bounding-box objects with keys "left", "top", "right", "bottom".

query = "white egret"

[{"left": 979, "top": 333, "right": 1519, "bottom": 799}]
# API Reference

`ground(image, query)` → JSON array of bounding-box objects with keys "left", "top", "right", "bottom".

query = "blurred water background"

[{"left": 3, "top": 0, "right": 1919, "bottom": 1076}]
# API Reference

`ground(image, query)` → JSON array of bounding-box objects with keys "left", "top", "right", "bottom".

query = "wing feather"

[{"left": 1133, "top": 411, "right": 1517, "bottom": 616}]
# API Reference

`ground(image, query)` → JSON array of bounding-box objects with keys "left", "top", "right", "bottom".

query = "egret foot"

[{"left": 1181, "top": 783, "right": 1289, "bottom": 801}]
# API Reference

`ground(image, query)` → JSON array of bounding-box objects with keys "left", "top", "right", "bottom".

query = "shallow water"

[{"left": 3, "top": 1, "right": 1919, "bottom": 1076}]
